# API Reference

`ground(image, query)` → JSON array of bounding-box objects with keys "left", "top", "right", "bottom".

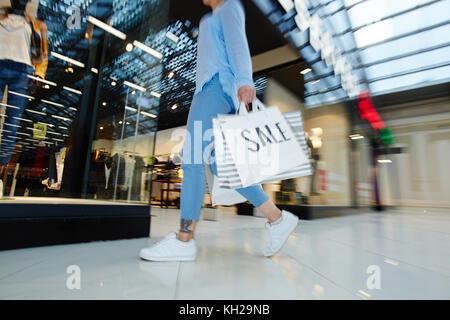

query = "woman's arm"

[{"left": 219, "top": 0, "right": 256, "bottom": 105}]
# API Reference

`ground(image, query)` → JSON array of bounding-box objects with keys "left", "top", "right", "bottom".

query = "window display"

[{"left": 0, "top": 0, "right": 171, "bottom": 204}]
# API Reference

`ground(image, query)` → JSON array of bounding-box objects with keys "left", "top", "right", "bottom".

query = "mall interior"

[{"left": 0, "top": 0, "right": 449, "bottom": 300}]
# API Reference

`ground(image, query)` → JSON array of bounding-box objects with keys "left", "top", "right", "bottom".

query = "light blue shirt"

[{"left": 195, "top": 0, "right": 254, "bottom": 110}]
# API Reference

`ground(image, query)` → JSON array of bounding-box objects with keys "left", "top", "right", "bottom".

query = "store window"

[
  {"left": 260, "top": 74, "right": 353, "bottom": 208},
  {"left": 0, "top": 0, "right": 170, "bottom": 203}
]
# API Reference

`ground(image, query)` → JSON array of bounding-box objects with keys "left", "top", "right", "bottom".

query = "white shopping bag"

[
  {"left": 214, "top": 99, "right": 310, "bottom": 188},
  {"left": 205, "top": 161, "right": 246, "bottom": 207}
]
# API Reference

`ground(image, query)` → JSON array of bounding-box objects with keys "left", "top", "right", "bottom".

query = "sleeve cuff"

[{"left": 236, "top": 77, "right": 254, "bottom": 89}]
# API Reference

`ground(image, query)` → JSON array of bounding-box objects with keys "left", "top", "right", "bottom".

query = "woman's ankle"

[{"left": 177, "top": 231, "right": 194, "bottom": 242}]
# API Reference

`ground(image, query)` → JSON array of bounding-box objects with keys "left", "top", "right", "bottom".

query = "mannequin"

[{"left": 0, "top": 0, "right": 48, "bottom": 168}]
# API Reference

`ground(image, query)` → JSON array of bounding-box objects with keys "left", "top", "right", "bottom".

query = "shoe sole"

[
  {"left": 140, "top": 255, "right": 196, "bottom": 262},
  {"left": 264, "top": 214, "right": 299, "bottom": 257}
]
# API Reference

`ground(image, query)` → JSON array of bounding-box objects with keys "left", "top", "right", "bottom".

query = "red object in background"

[
  {"left": 28, "top": 146, "right": 46, "bottom": 178},
  {"left": 318, "top": 169, "right": 327, "bottom": 191},
  {"left": 358, "top": 90, "right": 385, "bottom": 130}
]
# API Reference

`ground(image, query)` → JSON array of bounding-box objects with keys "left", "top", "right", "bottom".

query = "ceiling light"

[
  {"left": 111, "top": 81, "right": 117, "bottom": 86},
  {"left": 0, "top": 102, "right": 19, "bottom": 109},
  {"left": 132, "top": 40, "right": 163, "bottom": 59},
  {"left": 311, "top": 79, "right": 320, "bottom": 84},
  {"left": 51, "top": 115, "right": 71, "bottom": 122},
  {"left": 150, "top": 91, "right": 161, "bottom": 98},
  {"left": 41, "top": 99, "right": 64, "bottom": 108},
  {"left": 102, "top": 102, "right": 107, "bottom": 106},
  {"left": 378, "top": 159, "right": 392, "bottom": 163},
  {"left": 99, "top": 126, "right": 104, "bottom": 130},
  {"left": 168, "top": 71, "right": 174, "bottom": 79},
  {"left": 13, "top": 117, "right": 32, "bottom": 123},
  {"left": 141, "top": 111, "right": 157, "bottom": 118},
  {"left": 131, "top": 90, "right": 136, "bottom": 95},
  {"left": 38, "top": 122, "right": 54, "bottom": 127},
  {"left": 118, "top": 121, "right": 123, "bottom": 124},
  {"left": 8, "top": 91, "right": 34, "bottom": 100},
  {"left": 171, "top": 104, "right": 178, "bottom": 110},
  {"left": 51, "top": 51, "right": 85, "bottom": 68},
  {"left": 43, "top": 85, "right": 50, "bottom": 89},
  {"left": 124, "top": 80, "right": 146, "bottom": 92},
  {"left": 47, "top": 131, "right": 62, "bottom": 136},
  {"left": 4, "top": 123, "right": 20, "bottom": 128},
  {"left": 125, "top": 106, "right": 137, "bottom": 112},
  {"left": 300, "top": 68, "right": 312, "bottom": 75},
  {"left": 126, "top": 43, "right": 133, "bottom": 52},
  {"left": 91, "top": 68, "right": 98, "bottom": 74},
  {"left": 166, "top": 31, "right": 179, "bottom": 44},
  {"left": 87, "top": 16, "right": 126, "bottom": 40},
  {"left": 27, "top": 75, "right": 57, "bottom": 86},
  {"left": 63, "top": 86, "right": 82, "bottom": 95}
]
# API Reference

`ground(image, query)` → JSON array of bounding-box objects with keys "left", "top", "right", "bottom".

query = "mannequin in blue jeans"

[
  {"left": 0, "top": 60, "right": 34, "bottom": 166},
  {"left": 1, "top": 1, "right": 37, "bottom": 167},
  {"left": 140, "top": 0, "right": 299, "bottom": 261}
]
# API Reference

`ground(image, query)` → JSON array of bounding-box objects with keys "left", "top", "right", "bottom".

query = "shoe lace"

[{"left": 153, "top": 233, "right": 176, "bottom": 248}]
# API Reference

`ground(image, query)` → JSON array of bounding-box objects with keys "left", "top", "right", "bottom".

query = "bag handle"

[{"left": 236, "top": 98, "right": 266, "bottom": 116}]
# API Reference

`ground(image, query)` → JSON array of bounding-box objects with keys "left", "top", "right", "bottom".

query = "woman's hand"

[{"left": 238, "top": 85, "right": 256, "bottom": 111}]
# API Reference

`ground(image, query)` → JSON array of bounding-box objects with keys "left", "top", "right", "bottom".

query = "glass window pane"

[
  {"left": 365, "top": 46, "right": 450, "bottom": 80},
  {"left": 358, "top": 24, "right": 450, "bottom": 64},
  {"left": 369, "top": 65, "right": 450, "bottom": 94},
  {"left": 346, "top": 0, "right": 436, "bottom": 29},
  {"left": 352, "top": 0, "right": 450, "bottom": 48}
]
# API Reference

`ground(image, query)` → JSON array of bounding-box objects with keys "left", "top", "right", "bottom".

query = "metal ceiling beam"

[
  {"left": 343, "top": 19, "right": 450, "bottom": 54},
  {"left": 304, "top": 60, "right": 450, "bottom": 97},
  {"left": 330, "top": 0, "right": 444, "bottom": 37}
]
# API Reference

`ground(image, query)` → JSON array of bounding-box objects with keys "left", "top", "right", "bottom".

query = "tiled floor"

[{"left": 1, "top": 207, "right": 450, "bottom": 299}]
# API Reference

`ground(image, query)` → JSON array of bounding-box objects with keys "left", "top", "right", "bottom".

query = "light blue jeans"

[
  {"left": 180, "top": 74, "right": 269, "bottom": 221},
  {"left": 0, "top": 60, "right": 34, "bottom": 165}
]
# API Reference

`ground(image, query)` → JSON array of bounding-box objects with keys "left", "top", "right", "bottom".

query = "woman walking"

[{"left": 140, "top": 0, "right": 299, "bottom": 261}]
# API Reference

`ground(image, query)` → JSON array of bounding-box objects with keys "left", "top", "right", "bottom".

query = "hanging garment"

[
  {"left": 28, "top": 145, "right": 46, "bottom": 178},
  {"left": 104, "top": 163, "right": 111, "bottom": 190},
  {"left": 124, "top": 155, "right": 135, "bottom": 191}
]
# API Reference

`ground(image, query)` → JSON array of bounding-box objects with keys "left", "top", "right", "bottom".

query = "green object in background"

[{"left": 380, "top": 127, "right": 394, "bottom": 146}]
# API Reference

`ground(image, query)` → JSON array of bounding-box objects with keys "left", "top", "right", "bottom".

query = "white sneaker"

[
  {"left": 139, "top": 232, "right": 197, "bottom": 262},
  {"left": 264, "top": 210, "right": 299, "bottom": 257}
]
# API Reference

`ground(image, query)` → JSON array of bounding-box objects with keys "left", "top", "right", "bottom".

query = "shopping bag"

[
  {"left": 205, "top": 156, "right": 246, "bottom": 206},
  {"left": 213, "top": 99, "right": 312, "bottom": 189}
]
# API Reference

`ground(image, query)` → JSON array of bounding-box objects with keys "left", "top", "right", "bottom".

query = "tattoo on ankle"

[{"left": 180, "top": 219, "right": 193, "bottom": 234}]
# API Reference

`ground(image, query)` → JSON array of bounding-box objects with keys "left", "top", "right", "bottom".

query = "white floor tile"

[{"left": 0, "top": 207, "right": 449, "bottom": 299}]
